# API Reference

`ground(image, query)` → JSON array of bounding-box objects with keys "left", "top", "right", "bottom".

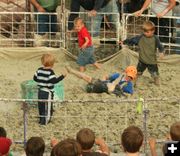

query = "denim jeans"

[
  {"left": 35, "top": 12, "right": 57, "bottom": 35},
  {"left": 88, "top": 0, "right": 119, "bottom": 37},
  {"left": 77, "top": 46, "right": 96, "bottom": 66}
]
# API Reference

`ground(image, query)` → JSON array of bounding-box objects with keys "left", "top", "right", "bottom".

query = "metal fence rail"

[{"left": 0, "top": 97, "right": 179, "bottom": 155}]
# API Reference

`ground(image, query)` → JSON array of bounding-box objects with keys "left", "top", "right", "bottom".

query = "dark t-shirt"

[{"left": 82, "top": 151, "right": 108, "bottom": 156}]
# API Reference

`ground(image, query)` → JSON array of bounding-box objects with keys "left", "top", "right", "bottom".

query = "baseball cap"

[{"left": 0, "top": 137, "right": 12, "bottom": 155}]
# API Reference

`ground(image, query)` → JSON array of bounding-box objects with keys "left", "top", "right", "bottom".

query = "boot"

[{"left": 154, "top": 76, "right": 160, "bottom": 86}]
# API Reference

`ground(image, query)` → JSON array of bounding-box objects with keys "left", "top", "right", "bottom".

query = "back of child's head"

[
  {"left": 41, "top": 53, "right": 55, "bottom": 67},
  {"left": 121, "top": 126, "right": 143, "bottom": 153},
  {"left": 170, "top": 121, "right": 180, "bottom": 141},
  {"left": 142, "top": 21, "right": 155, "bottom": 32},
  {"left": 25, "top": 137, "right": 45, "bottom": 156},
  {"left": 76, "top": 128, "right": 95, "bottom": 150},
  {"left": 51, "top": 138, "right": 81, "bottom": 156},
  {"left": 0, "top": 127, "right": 7, "bottom": 137}
]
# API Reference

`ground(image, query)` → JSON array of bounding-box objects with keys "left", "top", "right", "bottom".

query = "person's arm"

[
  {"left": 93, "top": 0, "right": 105, "bottom": 11},
  {"left": 155, "top": 35, "right": 164, "bottom": 59},
  {"left": 156, "top": 0, "right": 176, "bottom": 17},
  {"left": 88, "top": 0, "right": 106, "bottom": 17},
  {"left": 123, "top": 35, "right": 141, "bottom": 46},
  {"left": 134, "top": 0, "right": 152, "bottom": 16},
  {"left": 48, "top": 70, "right": 66, "bottom": 84},
  {"left": 95, "top": 138, "right": 110, "bottom": 155},
  {"left": 68, "top": 0, "right": 81, "bottom": 30},
  {"left": 149, "top": 138, "right": 158, "bottom": 156},
  {"left": 81, "top": 37, "right": 89, "bottom": 49},
  {"left": 33, "top": 71, "right": 38, "bottom": 82},
  {"left": 29, "top": 0, "right": 45, "bottom": 12}
]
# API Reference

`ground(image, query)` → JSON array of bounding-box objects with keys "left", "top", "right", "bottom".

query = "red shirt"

[{"left": 78, "top": 26, "right": 92, "bottom": 48}]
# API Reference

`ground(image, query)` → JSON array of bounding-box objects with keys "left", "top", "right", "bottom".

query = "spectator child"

[
  {"left": 149, "top": 121, "right": 180, "bottom": 156},
  {"left": 0, "top": 127, "right": 12, "bottom": 156},
  {"left": 76, "top": 128, "right": 109, "bottom": 156},
  {"left": 24, "top": 137, "right": 45, "bottom": 156},
  {"left": 51, "top": 138, "right": 82, "bottom": 156},
  {"left": 33, "top": 53, "right": 67, "bottom": 125},
  {"left": 122, "top": 21, "right": 164, "bottom": 85},
  {"left": 74, "top": 17, "right": 101, "bottom": 72},
  {"left": 121, "top": 126, "right": 144, "bottom": 156}
]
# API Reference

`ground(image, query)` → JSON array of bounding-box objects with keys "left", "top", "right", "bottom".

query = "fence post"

[
  {"left": 142, "top": 99, "right": 149, "bottom": 155},
  {"left": 22, "top": 102, "right": 28, "bottom": 147}
]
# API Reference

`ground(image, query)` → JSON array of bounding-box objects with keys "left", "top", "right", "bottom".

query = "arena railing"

[
  {"left": 121, "top": 13, "right": 180, "bottom": 54},
  {"left": 0, "top": 97, "right": 179, "bottom": 155}
]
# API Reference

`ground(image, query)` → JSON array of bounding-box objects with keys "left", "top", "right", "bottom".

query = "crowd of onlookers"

[{"left": 0, "top": 121, "right": 180, "bottom": 156}]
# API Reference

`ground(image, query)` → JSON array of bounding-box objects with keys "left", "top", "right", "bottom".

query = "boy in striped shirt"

[{"left": 33, "top": 53, "right": 67, "bottom": 125}]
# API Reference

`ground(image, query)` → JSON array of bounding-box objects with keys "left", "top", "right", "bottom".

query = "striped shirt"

[{"left": 33, "top": 67, "right": 64, "bottom": 91}]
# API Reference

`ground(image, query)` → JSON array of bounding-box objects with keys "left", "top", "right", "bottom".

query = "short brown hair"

[
  {"left": 51, "top": 138, "right": 81, "bottom": 156},
  {"left": 76, "top": 128, "right": 95, "bottom": 150},
  {"left": 142, "top": 21, "right": 155, "bottom": 32},
  {"left": 41, "top": 53, "right": 55, "bottom": 67},
  {"left": 121, "top": 126, "right": 143, "bottom": 153},
  {"left": 170, "top": 122, "right": 180, "bottom": 141},
  {"left": 74, "top": 17, "right": 84, "bottom": 25},
  {"left": 25, "top": 137, "right": 45, "bottom": 156},
  {"left": 0, "top": 127, "right": 7, "bottom": 137}
]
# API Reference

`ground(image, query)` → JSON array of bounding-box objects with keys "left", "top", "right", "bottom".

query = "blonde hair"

[
  {"left": 142, "top": 21, "right": 155, "bottom": 31},
  {"left": 41, "top": 53, "right": 55, "bottom": 67},
  {"left": 74, "top": 17, "right": 84, "bottom": 25}
]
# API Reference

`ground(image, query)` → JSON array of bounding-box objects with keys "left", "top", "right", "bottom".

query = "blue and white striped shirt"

[{"left": 33, "top": 67, "right": 64, "bottom": 91}]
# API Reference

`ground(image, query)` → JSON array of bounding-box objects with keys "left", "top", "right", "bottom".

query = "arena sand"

[{"left": 0, "top": 47, "right": 180, "bottom": 154}]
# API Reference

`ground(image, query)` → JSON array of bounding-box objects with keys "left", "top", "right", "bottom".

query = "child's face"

[
  {"left": 143, "top": 29, "right": 155, "bottom": 37},
  {"left": 125, "top": 75, "right": 133, "bottom": 81},
  {"left": 74, "top": 21, "right": 84, "bottom": 32}
]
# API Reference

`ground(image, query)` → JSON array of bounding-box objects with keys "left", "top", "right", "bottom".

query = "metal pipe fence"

[
  {"left": 122, "top": 13, "right": 180, "bottom": 54},
  {"left": 0, "top": 97, "right": 179, "bottom": 155}
]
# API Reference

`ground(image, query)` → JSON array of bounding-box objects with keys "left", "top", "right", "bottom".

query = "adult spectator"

[
  {"left": 29, "top": 0, "right": 60, "bottom": 46},
  {"left": 68, "top": 0, "right": 119, "bottom": 45},
  {"left": 134, "top": 0, "right": 176, "bottom": 43}
]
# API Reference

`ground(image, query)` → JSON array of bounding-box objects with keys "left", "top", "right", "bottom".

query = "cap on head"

[
  {"left": 125, "top": 66, "right": 137, "bottom": 80},
  {"left": 0, "top": 137, "right": 12, "bottom": 155}
]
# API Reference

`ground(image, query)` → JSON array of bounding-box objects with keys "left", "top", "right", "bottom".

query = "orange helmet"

[{"left": 125, "top": 66, "right": 137, "bottom": 80}]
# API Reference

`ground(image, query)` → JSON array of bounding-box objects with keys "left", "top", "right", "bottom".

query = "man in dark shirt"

[{"left": 68, "top": 0, "right": 119, "bottom": 39}]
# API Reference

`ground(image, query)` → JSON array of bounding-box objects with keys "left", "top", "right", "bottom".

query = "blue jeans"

[
  {"left": 88, "top": 0, "right": 119, "bottom": 37},
  {"left": 77, "top": 46, "right": 96, "bottom": 66},
  {"left": 35, "top": 12, "right": 57, "bottom": 35}
]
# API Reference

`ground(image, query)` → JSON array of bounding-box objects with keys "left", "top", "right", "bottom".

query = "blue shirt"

[{"left": 108, "top": 73, "right": 133, "bottom": 94}]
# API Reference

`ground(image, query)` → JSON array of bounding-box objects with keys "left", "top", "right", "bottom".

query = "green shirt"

[
  {"left": 38, "top": 0, "right": 60, "bottom": 11},
  {"left": 138, "top": 35, "right": 157, "bottom": 64}
]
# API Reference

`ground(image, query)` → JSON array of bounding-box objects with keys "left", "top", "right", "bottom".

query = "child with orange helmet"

[{"left": 66, "top": 65, "right": 137, "bottom": 96}]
